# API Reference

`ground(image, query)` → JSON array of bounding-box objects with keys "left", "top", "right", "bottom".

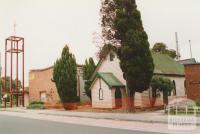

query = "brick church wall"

[
  {"left": 29, "top": 67, "right": 60, "bottom": 103},
  {"left": 185, "top": 64, "right": 200, "bottom": 100}
]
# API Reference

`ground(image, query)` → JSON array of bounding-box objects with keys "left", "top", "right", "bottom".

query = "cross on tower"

[{"left": 13, "top": 20, "right": 17, "bottom": 36}]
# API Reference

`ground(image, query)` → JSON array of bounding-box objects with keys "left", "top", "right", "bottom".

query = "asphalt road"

[{"left": 0, "top": 115, "right": 165, "bottom": 134}]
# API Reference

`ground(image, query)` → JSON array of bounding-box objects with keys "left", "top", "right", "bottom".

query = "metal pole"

[
  {"left": 0, "top": 85, "right": 1, "bottom": 104},
  {"left": 10, "top": 39, "right": 13, "bottom": 108},
  {"left": 16, "top": 40, "right": 18, "bottom": 106},
  {"left": 4, "top": 40, "right": 7, "bottom": 109},
  {"left": 22, "top": 39, "right": 24, "bottom": 107}
]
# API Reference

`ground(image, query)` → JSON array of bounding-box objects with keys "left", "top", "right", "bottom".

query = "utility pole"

[
  {"left": 189, "top": 40, "right": 193, "bottom": 58},
  {"left": 175, "top": 32, "right": 181, "bottom": 60}
]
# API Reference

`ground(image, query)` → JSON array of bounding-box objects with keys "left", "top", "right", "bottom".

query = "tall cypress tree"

[
  {"left": 83, "top": 58, "right": 96, "bottom": 80},
  {"left": 53, "top": 45, "right": 79, "bottom": 105},
  {"left": 101, "top": 0, "right": 154, "bottom": 111},
  {"left": 83, "top": 58, "right": 96, "bottom": 99}
]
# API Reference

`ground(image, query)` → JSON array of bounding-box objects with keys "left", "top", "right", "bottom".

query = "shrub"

[
  {"left": 196, "top": 100, "right": 200, "bottom": 107},
  {"left": 29, "top": 101, "right": 44, "bottom": 105},
  {"left": 27, "top": 103, "right": 44, "bottom": 109},
  {"left": 27, "top": 101, "right": 45, "bottom": 109},
  {"left": 150, "top": 75, "right": 174, "bottom": 106}
]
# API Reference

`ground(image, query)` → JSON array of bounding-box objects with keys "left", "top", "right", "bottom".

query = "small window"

[
  {"left": 110, "top": 53, "right": 115, "bottom": 61},
  {"left": 99, "top": 88, "right": 103, "bottom": 100}
]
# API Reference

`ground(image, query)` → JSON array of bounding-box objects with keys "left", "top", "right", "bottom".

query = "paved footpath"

[
  {"left": 0, "top": 108, "right": 200, "bottom": 134},
  {"left": 2, "top": 107, "right": 200, "bottom": 125},
  {"left": 0, "top": 115, "right": 160, "bottom": 134}
]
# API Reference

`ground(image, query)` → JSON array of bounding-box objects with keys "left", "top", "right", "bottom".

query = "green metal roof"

[
  {"left": 152, "top": 53, "right": 185, "bottom": 76},
  {"left": 96, "top": 72, "right": 125, "bottom": 88},
  {"left": 90, "top": 52, "right": 185, "bottom": 83}
]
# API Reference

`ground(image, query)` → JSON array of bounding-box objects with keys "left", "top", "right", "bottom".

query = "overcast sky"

[{"left": 0, "top": 0, "right": 199, "bottom": 85}]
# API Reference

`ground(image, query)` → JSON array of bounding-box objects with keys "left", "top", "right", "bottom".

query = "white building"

[{"left": 90, "top": 51, "right": 186, "bottom": 109}]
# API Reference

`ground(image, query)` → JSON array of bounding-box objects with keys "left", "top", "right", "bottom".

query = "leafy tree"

[
  {"left": 0, "top": 77, "right": 22, "bottom": 103},
  {"left": 166, "top": 49, "right": 177, "bottom": 59},
  {"left": 100, "top": 0, "right": 118, "bottom": 45},
  {"left": 98, "top": 44, "right": 117, "bottom": 59},
  {"left": 0, "top": 77, "right": 22, "bottom": 92},
  {"left": 101, "top": 0, "right": 154, "bottom": 111},
  {"left": 152, "top": 42, "right": 167, "bottom": 53},
  {"left": 152, "top": 42, "right": 177, "bottom": 59},
  {"left": 53, "top": 45, "right": 79, "bottom": 105},
  {"left": 150, "top": 76, "right": 174, "bottom": 106},
  {"left": 83, "top": 58, "right": 96, "bottom": 99}
]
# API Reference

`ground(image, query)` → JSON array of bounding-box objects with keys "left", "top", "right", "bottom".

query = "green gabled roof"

[
  {"left": 90, "top": 52, "right": 185, "bottom": 83},
  {"left": 97, "top": 72, "right": 125, "bottom": 88},
  {"left": 152, "top": 53, "right": 185, "bottom": 76}
]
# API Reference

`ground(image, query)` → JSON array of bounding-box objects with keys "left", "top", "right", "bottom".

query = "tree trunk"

[
  {"left": 150, "top": 88, "right": 157, "bottom": 107},
  {"left": 163, "top": 90, "right": 169, "bottom": 105},
  {"left": 124, "top": 74, "right": 136, "bottom": 112},
  {"left": 163, "top": 90, "right": 169, "bottom": 111},
  {"left": 163, "top": 95, "right": 168, "bottom": 105},
  {"left": 126, "top": 90, "right": 135, "bottom": 112}
]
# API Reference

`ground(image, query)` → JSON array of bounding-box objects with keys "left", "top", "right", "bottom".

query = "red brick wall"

[
  {"left": 29, "top": 67, "right": 60, "bottom": 103},
  {"left": 185, "top": 64, "right": 200, "bottom": 100}
]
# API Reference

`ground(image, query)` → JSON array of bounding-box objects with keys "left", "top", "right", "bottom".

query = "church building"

[{"left": 90, "top": 51, "right": 186, "bottom": 109}]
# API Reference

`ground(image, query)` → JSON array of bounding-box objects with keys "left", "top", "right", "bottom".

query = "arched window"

[
  {"left": 184, "top": 80, "right": 187, "bottom": 95},
  {"left": 173, "top": 80, "right": 177, "bottom": 96},
  {"left": 99, "top": 88, "right": 103, "bottom": 100}
]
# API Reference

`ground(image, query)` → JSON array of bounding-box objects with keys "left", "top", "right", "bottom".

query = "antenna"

[
  {"left": 175, "top": 32, "right": 181, "bottom": 60},
  {"left": 189, "top": 40, "right": 193, "bottom": 58}
]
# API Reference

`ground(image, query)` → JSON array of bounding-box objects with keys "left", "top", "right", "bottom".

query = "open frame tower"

[{"left": 4, "top": 36, "right": 24, "bottom": 108}]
